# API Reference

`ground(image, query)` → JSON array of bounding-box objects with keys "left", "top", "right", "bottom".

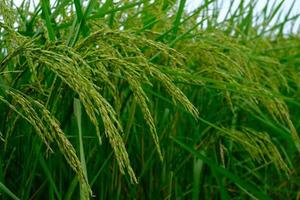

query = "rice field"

[{"left": 0, "top": 0, "right": 300, "bottom": 199}]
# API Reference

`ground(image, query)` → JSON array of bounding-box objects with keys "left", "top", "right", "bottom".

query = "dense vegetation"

[{"left": 0, "top": 0, "right": 300, "bottom": 199}]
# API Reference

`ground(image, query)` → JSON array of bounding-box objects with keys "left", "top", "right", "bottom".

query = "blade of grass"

[
  {"left": 88, "top": 1, "right": 146, "bottom": 20},
  {"left": 73, "top": 0, "right": 90, "bottom": 37},
  {"left": 171, "top": 136, "right": 272, "bottom": 200},
  {"left": 74, "top": 98, "right": 89, "bottom": 199},
  {"left": 155, "top": 0, "right": 214, "bottom": 41},
  {"left": 69, "top": 0, "right": 85, "bottom": 46},
  {"left": 150, "top": 17, "right": 207, "bottom": 61},
  {"left": 95, "top": 0, "right": 113, "bottom": 18},
  {"left": 172, "top": 0, "right": 186, "bottom": 38},
  {"left": 212, "top": 147, "right": 231, "bottom": 200},
  {"left": 74, "top": 0, "right": 84, "bottom": 22},
  {"left": 41, "top": 0, "right": 55, "bottom": 41},
  {"left": 69, "top": 0, "right": 99, "bottom": 46},
  {"left": 278, "top": 0, "right": 297, "bottom": 34},
  {"left": 64, "top": 176, "right": 79, "bottom": 200},
  {"left": 39, "top": 155, "right": 61, "bottom": 200},
  {"left": 52, "top": 0, "right": 72, "bottom": 19},
  {"left": 90, "top": 152, "right": 113, "bottom": 187},
  {"left": 0, "top": 182, "right": 20, "bottom": 200},
  {"left": 260, "top": 0, "right": 285, "bottom": 35},
  {"left": 192, "top": 151, "right": 204, "bottom": 200}
]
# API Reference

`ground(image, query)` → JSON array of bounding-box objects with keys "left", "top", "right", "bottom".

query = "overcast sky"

[
  {"left": 13, "top": 0, "right": 300, "bottom": 11},
  {"left": 12, "top": 0, "right": 300, "bottom": 33},
  {"left": 13, "top": 0, "right": 300, "bottom": 16}
]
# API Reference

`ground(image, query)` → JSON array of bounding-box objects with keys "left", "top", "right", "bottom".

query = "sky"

[
  {"left": 186, "top": 0, "right": 300, "bottom": 33},
  {"left": 11, "top": 0, "right": 300, "bottom": 33}
]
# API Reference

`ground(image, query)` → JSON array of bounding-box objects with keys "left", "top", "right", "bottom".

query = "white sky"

[
  {"left": 186, "top": 0, "right": 300, "bottom": 33},
  {"left": 12, "top": 0, "right": 300, "bottom": 33},
  {"left": 13, "top": 0, "right": 300, "bottom": 12}
]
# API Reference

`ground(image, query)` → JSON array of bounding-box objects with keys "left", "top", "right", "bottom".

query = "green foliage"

[{"left": 0, "top": 0, "right": 300, "bottom": 199}]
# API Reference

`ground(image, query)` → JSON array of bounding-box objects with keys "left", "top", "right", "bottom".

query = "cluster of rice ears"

[{"left": 0, "top": 3, "right": 199, "bottom": 198}]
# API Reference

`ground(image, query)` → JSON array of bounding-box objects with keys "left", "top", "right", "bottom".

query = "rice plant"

[{"left": 0, "top": 0, "right": 299, "bottom": 199}]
